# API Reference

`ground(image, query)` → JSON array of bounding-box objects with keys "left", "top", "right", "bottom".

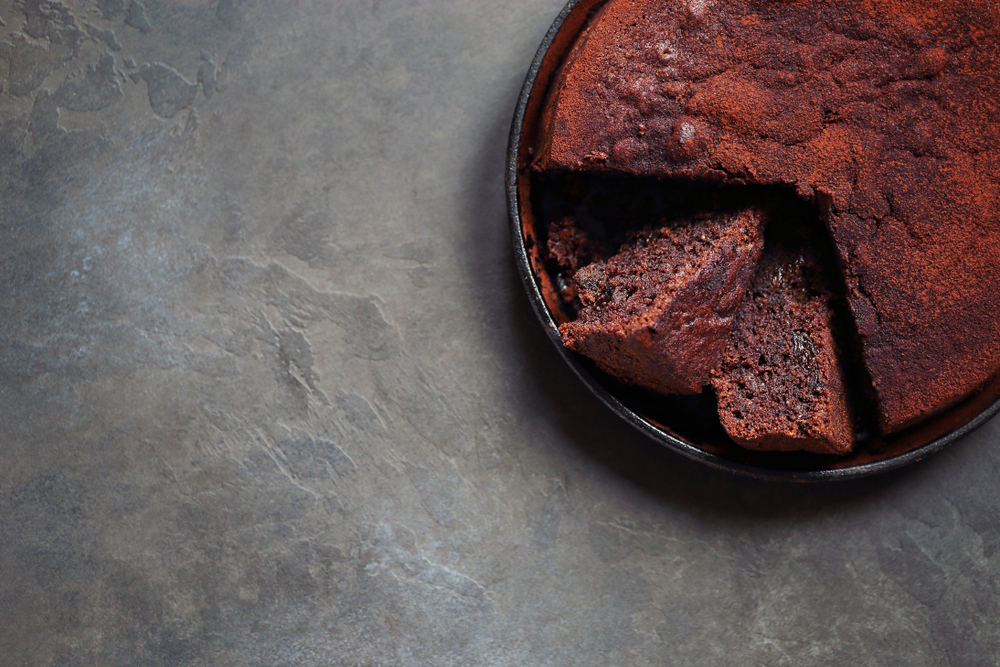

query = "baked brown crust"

[
  {"left": 535, "top": 0, "right": 1000, "bottom": 434},
  {"left": 560, "top": 208, "right": 764, "bottom": 394}
]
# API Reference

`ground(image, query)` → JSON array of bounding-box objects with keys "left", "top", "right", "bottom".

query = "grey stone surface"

[{"left": 0, "top": 1, "right": 998, "bottom": 665}]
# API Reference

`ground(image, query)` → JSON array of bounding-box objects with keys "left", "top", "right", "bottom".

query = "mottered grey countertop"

[{"left": 1, "top": 1, "right": 998, "bottom": 665}]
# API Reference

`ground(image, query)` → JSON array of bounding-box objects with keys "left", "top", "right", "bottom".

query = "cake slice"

[
  {"left": 711, "top": 250, "right": 854, "bottom": 455},
  {"left": 560, "top": 207, "right": 764, "bottom": 395}
]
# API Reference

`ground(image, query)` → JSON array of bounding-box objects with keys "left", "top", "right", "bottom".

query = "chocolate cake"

[
  {"left": 547, "top": 216, "right": 603, "bottom": 275},
  {"left": 559, "top": 207, "right": 764, "bottom": 395},
  {"left": 547, "top": 216, "right": 604, "bottom": 303},
  {"left": 711, "top": 249, "right": 854, "bottom": 455},
  {"left": 534, "top": 0, "right": 1000, "bottom": 435}
]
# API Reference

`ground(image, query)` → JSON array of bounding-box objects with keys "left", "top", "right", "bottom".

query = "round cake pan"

[{"left": 505, "top": 0, "right": 1000, "bottom": 482}]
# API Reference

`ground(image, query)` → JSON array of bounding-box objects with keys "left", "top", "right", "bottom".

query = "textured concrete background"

[{"left": 0, "top": 1, "right": 998, "bottom": 665}]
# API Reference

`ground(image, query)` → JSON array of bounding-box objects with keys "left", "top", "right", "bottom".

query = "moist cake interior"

[
  {"left": 560, "top": 206, "right": 764, "bottom": 396},
  {"left": 533, "top": 170, "right": 882, "bottom": 460}
]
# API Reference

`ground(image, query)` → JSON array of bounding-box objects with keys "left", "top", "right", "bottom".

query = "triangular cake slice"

[
  {"left": 711, "top": 249, "right": 855, "bottom": 455},
  {"left": 560, "top": 207, "right": 764, "bottom": 395}
]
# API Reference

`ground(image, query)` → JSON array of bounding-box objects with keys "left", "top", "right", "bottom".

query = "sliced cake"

[
  {"left": 534, "top": 0, "right": 1000, "bottom": 433},
  {"left": 712, "top": 250, "right": 854, "bottom": 455},
  {"left": 560, "top": 207, "right": 764, "bottom": 395}
]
